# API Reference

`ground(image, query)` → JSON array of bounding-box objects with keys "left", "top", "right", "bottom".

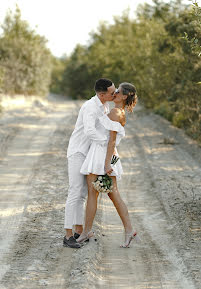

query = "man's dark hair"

[{"left": 94, "top": 78, "right": 113, "bottom": 92}]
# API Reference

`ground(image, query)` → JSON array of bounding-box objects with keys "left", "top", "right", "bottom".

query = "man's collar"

[{"left": 94, "top": 94, "right": 105, "bottom": 107}]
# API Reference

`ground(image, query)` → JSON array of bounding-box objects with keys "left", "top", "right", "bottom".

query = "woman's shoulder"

[
  {"left": 108, "top": 108, "right": 122, "bottom": 120},
  {"left": 108, "top": 108, "right": 125, "bottom": 127}
]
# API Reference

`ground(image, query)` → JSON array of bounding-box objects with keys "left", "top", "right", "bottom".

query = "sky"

[{"left": 0, "top": 0, "right": 196, "bottom": 57}]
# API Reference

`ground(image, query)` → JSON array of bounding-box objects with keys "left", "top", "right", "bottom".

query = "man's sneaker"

[
  {"left": 74, "top": 233, "right": 89, "bottom": 242},
  {"left": 63, "top": 236, "right": 81, "bottom": 248},
  {"left": 74, "top": 233, "right": 80, "bottom": 239}
]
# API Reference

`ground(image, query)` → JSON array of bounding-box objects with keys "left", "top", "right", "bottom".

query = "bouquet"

[{"left": 92, "top": 155, "right": 119, "bottom": 194}]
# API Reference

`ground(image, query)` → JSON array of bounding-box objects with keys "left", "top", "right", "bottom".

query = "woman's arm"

[
  {"left": 105, "top": 109, "right": 121, "bottom": 175},
  {"left": 105, "top": 130, "right": 117, "bottom": 175}
]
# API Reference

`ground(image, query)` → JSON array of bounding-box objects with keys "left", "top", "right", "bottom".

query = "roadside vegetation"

[
  {"left": 0, "top": 6, "right": 52, "bottom": 96},
  {"left": 0, "top": 1, "right": 200, "bottom": 142}
]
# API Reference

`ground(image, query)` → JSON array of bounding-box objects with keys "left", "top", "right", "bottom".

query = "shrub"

[{"left": 154, "top": 101, "right": 174, "bottom": 121}]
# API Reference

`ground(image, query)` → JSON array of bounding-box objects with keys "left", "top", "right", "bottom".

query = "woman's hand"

[
  {"left": 113, "top": 149, "right": 117, "bottom": 156},
  {"left": 105, "top": 163, "right": 113, "bottom": 175}
]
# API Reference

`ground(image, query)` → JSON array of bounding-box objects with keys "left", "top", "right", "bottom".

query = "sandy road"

[{"left": 0, "top": 95, "right": 201, "bottom": 289}]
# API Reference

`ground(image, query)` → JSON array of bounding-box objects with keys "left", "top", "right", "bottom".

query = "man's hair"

[{"left": 94, "top": 78, "right": 113, "bottom": 93}]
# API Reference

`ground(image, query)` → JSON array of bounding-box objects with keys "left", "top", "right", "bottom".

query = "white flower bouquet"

[{"left": 92, "top": 155, "right": 119, "bottom": 194}]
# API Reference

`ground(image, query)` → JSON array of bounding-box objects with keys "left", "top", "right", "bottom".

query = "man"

[{"left": 63, "top": 78, "right": 116, "bottom": 248}]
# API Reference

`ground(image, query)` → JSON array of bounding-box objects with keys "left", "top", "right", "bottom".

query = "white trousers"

[{"left": 64, "top": 153, "right": 88, "bottom": 229}]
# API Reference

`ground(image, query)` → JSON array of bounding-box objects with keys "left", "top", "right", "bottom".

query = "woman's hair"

[
  {"left": 120, "top": 82, "right": 137, "bottom": 112},
  {"left": 94, "top": 78, "right": 113, "bottom": 92}
]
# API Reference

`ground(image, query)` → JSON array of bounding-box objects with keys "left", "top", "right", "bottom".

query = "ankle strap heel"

[{"left": 120, "top": 231, "right": 141, "bottom": 248}]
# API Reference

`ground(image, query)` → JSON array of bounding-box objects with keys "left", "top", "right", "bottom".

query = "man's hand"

[{"left": 105, "top": 163, "right": 113, "bottom": 175}]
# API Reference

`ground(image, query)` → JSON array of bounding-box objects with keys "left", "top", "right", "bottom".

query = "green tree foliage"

[
  {"left": 0, "top": 6, "right": 52, "bottom": 95},
  {"left": 50, "top": 55, "right": 68, "bottom": 95},
  {"left": 61, "top": 45, "right": 93, "bottom": 99},
  {"left": 59, "top": 0, "right": 201, "bottom": 142},
  {"left": 183, "top": 1, "right": 201, "bottom": 57}
]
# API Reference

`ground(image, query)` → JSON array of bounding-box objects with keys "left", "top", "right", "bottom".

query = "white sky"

[{"left": 0, "top": 0, "right": 195, "bottom": 57}]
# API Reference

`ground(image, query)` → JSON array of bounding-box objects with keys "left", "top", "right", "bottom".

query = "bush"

[
  {"left": 172, "top": 111, "right": 189, "bottom": 128},
  {"left": 154, "top": 101, "right": 174, "bottom": 121}
]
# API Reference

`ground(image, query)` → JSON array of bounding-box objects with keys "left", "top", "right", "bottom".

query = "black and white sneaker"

[{"left": 63, "top": 236, "right": 81, "bottom": 248}]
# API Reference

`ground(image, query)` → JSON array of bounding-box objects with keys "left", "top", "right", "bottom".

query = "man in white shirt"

[{"left": 64, "top": 78, "right": 116, "bottom": 248}]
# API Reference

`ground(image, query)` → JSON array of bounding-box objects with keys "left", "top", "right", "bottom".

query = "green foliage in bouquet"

[
  {"left": 92, "top": 175, "right": 113, "bottom": 194},
  {"left": 92, "top": 155, "right": 119, "bottom": 194}
]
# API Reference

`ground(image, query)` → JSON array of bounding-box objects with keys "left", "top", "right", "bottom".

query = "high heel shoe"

[
  {"left": 120, "top": 231, "right": 141, "bottom": 248},
  {"left": 76, "top": 231, "right": 94, "bottom": 243}
]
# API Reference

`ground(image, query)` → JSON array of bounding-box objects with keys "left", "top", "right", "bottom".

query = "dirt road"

[{"left": 0, "top": 95, "right": 201, "bottom": 289}]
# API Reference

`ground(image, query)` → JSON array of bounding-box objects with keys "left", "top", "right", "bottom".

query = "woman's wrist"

[{"left": 105, "top": 162, "right": 110, "bottom": 168}]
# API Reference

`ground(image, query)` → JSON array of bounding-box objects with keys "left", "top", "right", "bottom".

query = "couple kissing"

[{"left": 63, "top": 78, "right": 139, "bottom": 249}]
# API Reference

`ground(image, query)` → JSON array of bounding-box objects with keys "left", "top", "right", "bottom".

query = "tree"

[
  {"left": 58, "top": 0, "right": 201, "bottom": 142},
  {"left": 183, "top": 1, "right": 201, "bottom": 57},
  {"left": 61, "top": 45, "right": 93, "bottom": 99},
  {"left": 0, "top": 6, "right": 52, "bottom": 95},
  {"left": 50, "top": 55, "right": 69, "bottom": 95}
]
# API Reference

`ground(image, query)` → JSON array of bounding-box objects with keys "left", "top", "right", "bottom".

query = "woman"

[{"left": 77, "top": 82, "right": 139, "bottom": 247}]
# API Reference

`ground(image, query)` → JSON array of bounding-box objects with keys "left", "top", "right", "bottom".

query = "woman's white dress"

[{"left": 80, "top": 114, "right": 125, "bottom": 179}]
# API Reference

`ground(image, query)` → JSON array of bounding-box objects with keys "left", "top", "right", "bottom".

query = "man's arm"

[{"left": 83, "top": 106, "right": 107, "bottom": 142}]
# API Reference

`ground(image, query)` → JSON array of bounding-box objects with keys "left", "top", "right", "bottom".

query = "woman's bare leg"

[
  {"left": 108, "top": 176, "right": 139, "bottom": 247},
  {"left": 108, "top": 176, "right": 133, "bottom": 233},
  {"left": 77, "top": 174, "right": 99, "bottom": 242},
  {"left": 84, "top": 174, "right": 99, "bottom": 232}
]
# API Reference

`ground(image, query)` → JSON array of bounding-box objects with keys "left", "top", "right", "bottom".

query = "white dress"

[{"left": 80, "top": 114, "right": 125, "bottom": 179}]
